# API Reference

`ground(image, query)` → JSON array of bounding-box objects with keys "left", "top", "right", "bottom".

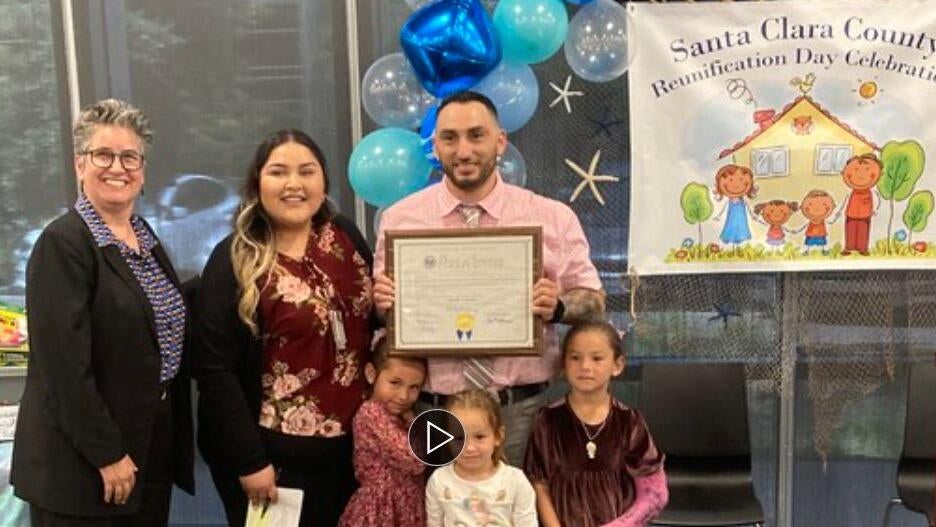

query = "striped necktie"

[{"left": 456, "top": 204, "right": 494, "bottom": 390}]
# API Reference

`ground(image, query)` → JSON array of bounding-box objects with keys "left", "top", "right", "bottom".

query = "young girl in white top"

[{"left": 425, "top": 389, "right": 538, "bottom": 527}]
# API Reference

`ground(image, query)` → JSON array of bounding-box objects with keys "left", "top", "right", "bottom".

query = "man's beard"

[{"left": 443, "top": 159, "right": 497, "bottom": 191}]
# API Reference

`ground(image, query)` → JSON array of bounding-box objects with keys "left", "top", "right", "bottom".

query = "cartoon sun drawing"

[{"left": 853, "top": 77, "right": 883, "bottom": 105}]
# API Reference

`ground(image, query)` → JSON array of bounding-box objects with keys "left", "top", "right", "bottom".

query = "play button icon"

[{"left": 408, "top": 409, "right": 465, "bottom": 466}]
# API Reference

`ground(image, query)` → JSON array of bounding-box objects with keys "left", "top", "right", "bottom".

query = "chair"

[
  {"left": 638, "top": 362, "right": 764, "bottom": 526},
  {"left": 882, "top": 361, "right": 936, "bottom": 527}
]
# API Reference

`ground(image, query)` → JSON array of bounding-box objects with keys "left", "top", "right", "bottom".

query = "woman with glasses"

[
  {"left": 11, "top": 98, "right": 194, "bottom": 526},
  {"left": 192, "top": 129, "right": 374, "bottom": 527}
]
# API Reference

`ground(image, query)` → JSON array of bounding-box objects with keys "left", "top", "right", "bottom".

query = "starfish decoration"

[
  {"left": 548, "top": 75, "right": 584, "bottom": 114},
  {"left": 708, "top": 303, "right": 742, "bottom": 329},
  {"left": 588, "top": 106, "right": 626, "bottom": 138},
  {"left": 564, "top": 150, "right": 620, "bottom": 206}
]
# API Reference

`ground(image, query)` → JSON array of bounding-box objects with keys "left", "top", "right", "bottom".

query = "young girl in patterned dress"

[
  {"left": 525, "top": 321, "right": 668, "bottom": 527},
  {"left": 339, "top": 335, "right": 427, "bottom": 527}
]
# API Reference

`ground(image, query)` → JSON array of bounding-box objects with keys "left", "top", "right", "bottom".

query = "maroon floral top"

[{"left": 257, "top": 222, "right": 373, "bottom": 438}]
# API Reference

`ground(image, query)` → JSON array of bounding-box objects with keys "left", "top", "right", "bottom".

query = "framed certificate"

[{"left": 386, "top": 227, "right": 543, "bottom": 357}]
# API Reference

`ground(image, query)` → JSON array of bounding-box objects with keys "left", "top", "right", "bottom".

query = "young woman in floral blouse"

[{"left": 193, "top": 129, "right": 374, "bottom": 527}]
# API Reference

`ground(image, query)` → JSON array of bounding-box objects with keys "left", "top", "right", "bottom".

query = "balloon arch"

[{"left": 348, "top": 0, "right": 629, "bottom": 217}]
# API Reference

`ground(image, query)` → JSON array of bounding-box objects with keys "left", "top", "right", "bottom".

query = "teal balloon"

[
  {"left": 349, "top": 128, "right": 432, "bottom": 208},
  {"left": 493, "top": 0, "right": 569, "bottom": 64}
]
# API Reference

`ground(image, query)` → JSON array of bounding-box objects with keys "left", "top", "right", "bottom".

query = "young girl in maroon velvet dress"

[
  {"left": 524, "top": 321, "right": 668, "bottom": 527},
  {"left": 339, "top": 335, "right": 427, "bottom": 527}
]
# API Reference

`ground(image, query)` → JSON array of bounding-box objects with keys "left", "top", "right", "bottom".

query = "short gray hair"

[{"left": 73, "top": 98, "right": 153, "bottom": 154}]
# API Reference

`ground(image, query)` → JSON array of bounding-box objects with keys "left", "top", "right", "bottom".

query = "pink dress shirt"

[{"left": 374, "top": 172, "right": 602, "bottom": 394}]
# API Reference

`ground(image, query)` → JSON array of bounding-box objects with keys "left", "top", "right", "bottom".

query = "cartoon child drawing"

[
  {"left": 839, "top": 153, "right": 882, "bottom": 255},
  {"left": 753, "top": 199, "right": 799, "bottom": 249},
  {"left": 713, "top": 164, "right": 758, "bottom": 250},
  {"left": 800, "top": 190, "right": 837, "bottom": 255}
]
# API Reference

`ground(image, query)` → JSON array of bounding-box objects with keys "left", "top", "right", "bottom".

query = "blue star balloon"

[{"left": 401, "top": 0, "right": 502, "bottom": 97}]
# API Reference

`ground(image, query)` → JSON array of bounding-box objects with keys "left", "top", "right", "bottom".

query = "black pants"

[
  {"left": 30, "top": 391, "right": 174, "bottom": 527},
  {"left": 210, "top": 430, "right": 357, "bottom": 527}
]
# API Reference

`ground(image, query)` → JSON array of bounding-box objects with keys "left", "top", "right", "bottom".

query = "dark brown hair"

[{"left": 561, "top": 320, "right": 624, "bottom": 362}]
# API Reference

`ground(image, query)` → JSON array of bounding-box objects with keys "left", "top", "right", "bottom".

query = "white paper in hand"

[{"left": 244, "top": 488, "right": 304, "bottom": 527}]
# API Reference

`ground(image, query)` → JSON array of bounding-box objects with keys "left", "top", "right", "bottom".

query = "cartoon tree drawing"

[
  {"left": 680, "top": 183, "right": 713, "bottom": 247},
  {"left": 879, "top": 140, "right": 925, "bottom": 253},
  {"left": 903, "top": 190, "right": 934, "bottom": 246}
]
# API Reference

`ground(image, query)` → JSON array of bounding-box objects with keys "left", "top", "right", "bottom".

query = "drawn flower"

[
  {"left": 675, "top": 249, "right": 689, "bottom": 260},
  {"left": 708, "top": 243, "right": 721, "bottom": 254},
  {"left": 682, "top": 237, "right": 694, "bottom": 248},
  {"left": 913, "top": 241, "right": 928, "bottom": 253}
]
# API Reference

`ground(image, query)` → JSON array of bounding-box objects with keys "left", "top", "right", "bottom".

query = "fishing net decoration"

[{"left": 509, "top": 0, "right": 936, "bottom": 464}]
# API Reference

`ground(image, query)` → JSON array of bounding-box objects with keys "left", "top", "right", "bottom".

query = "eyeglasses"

[{"left": 79, "top": 148, "right": 145, "bottom": 171}]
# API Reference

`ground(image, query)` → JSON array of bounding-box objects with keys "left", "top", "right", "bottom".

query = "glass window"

[
  {"left": 75, "top": 0, "right": 353, "bottom": 280},
  {"left": 816, "top": 144, "right": 853, "bottom": 174},
  {"left": 0, "top": 0, "right": 70, "bottom": 296},
  {"left": 751, "top": 146, "right": 790, "bottom": 177}
]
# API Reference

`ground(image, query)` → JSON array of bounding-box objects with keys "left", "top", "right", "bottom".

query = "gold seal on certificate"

[{"left": 386, "top": 227, "right": 543, "bottom": 357}]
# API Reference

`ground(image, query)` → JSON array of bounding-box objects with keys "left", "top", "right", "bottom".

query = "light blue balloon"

[
  {"left": 493, "top": 0, "right": 568, "bottom": 64},
  {"left": 349, "top": 128, "right": 432, "bottom": 208},
  {"left": 564, "top": 0, "right": 629, "bottom": 82},
  {"left": 498, "top": 142, "right": 527, "bottom": 187},
  {"left": 474, "top": 62, "right": 539, "bottom": 133}
]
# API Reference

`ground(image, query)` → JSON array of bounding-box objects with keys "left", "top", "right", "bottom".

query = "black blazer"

[
  {"left": 192, "top": 214, "right": 372, "bottom": 477},
  {"left": 11, "top": 209, "right": 195, "bottom": 516}
]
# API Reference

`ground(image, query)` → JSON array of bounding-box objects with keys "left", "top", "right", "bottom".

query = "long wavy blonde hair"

[{"left": 231, "top": 129, "right": 333, "bottom": 335}]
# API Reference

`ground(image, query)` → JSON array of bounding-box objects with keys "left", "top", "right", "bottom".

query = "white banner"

[{"left": 627, "top": 0, "right": 936, "bottom": 274}]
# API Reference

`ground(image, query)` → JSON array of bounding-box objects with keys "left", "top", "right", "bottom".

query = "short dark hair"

[{"left": 437, "top": 90, "right": 499, "bottom": 121}]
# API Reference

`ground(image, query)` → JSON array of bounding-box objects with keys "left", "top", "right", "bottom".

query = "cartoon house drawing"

[{"left": 717, "top": 94, "right": 880, "bottom": 246}]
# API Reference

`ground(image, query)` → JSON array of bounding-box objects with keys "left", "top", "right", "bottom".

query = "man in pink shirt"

[{"left": 373, "top": 91, "right": 605, "bottom": 464}]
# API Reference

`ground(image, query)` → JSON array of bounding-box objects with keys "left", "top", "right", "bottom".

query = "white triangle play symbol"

[{"left": 426, "top": 420, "right": 454, "bottom": 454}]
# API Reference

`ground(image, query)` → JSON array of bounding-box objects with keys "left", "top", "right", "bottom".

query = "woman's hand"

[
  {"left": 239, "top": 464, "right": 278, "bottom": 506},
  {"left": 99, "top": 454, "right": 137, "bottom": 505}
]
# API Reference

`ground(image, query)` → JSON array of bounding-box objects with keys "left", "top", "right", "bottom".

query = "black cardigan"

[{"left": 192, "top": 214, "right": 373, "bottom": 476}]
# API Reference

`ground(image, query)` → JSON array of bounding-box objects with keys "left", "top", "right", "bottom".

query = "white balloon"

[
  {"left": 362, "top": 52, "right": 437, "bottom": 129},
  {"left": 564, "top": 0, "right": 629, "bottom": 83}
]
